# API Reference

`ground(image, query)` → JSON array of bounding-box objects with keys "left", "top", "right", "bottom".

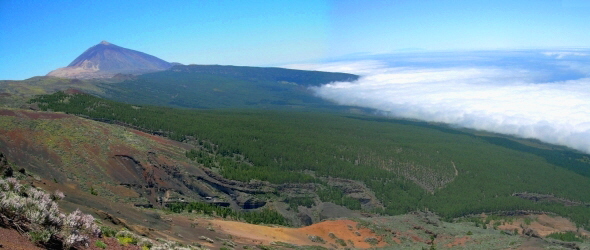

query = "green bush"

[
  {"left": 364, "top": 237, "right": 379, "bottom": 245},
  {"left": 523, "top": 217, "right": 533, "bottom": 225},
  {"left": 90, "top": 186, "right": 98, "bottom": 196},
  {"left": 546, "top": 231, "right": 583, "bottom": 242},
  {"left": 29, "top": 230, "right": 51, "bottom": 244},
  {"left": 95, "top": 240, "right": 107, "bottom": 249},
  {"left": 100, "top": 225, "right": 118, "bottom": 237}
]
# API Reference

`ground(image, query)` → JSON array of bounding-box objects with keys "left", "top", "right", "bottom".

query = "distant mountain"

[
  {"left": 47, "top": 41, "right": 172, "bottom": 79},
  {"left": 3, "top": 52, "right": 359, "bottom": 110}
]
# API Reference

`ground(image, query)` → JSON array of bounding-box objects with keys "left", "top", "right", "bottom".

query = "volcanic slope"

[
  {"left": 47, "top": 41, "right": 172, "bottom": 79},
  {"left": 0, "top": 107, "right": 378, "bottom": 228},
  {"left": 0, "top": 108, "right": 286, "bottom": 212},
  {"left": 28, "top": 91, "right": 590, "bottom": 231},
  {"left": 0, "top": 107, "right": 392, "bottom": 249},
  {"left": 2, "top": 107, "right": 590, "bottom": 249}
]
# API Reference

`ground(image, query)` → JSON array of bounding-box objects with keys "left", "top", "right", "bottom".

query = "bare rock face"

[
  {"left": 47, "top": 41, "right": 172, "bottom": 79},
  {"left": 234, "top": 192, "right": 267, "bottom": 209}
]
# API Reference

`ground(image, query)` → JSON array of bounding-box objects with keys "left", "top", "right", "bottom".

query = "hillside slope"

[
  {"left": 2, "top": 104, "right": 590, "bottom": 248},
  {"left": 27, "top": 92, "right": 590, "bottom": 230},
  {"left": 0, "top": 77, "right": 110, "bottom": 108},
  {"left": 0, "top": 107, "right": 376, "bottom": 227},
  {"left": 103, "top": 64, "right": 359, "bottom": 109}
]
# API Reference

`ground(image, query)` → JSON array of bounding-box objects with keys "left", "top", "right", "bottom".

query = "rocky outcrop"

[
  {"left": 234, "top": 192, "right": 267, "bottom": 209},
  {"left": 325, "top": 177, "right": 383, "bottom": 210},
  {"left": 0, "top": 152, "right": 11, "bottom": 177}
]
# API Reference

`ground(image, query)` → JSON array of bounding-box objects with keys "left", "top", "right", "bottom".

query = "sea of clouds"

[{"left": 286, "top": 50, "right": 590, "bottom": 153}]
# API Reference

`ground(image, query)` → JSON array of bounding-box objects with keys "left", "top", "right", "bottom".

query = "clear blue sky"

[{"left": 1, "top": 0, "right": 590, "bottom": 80}]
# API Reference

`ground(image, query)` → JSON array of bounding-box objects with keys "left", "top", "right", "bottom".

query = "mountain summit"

[{"left": 47, "top": 41, "right": 172, "bottom": 79}]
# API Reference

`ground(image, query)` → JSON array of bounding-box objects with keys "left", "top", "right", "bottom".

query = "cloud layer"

[{"left": 286, "top": 50, "right": 590, "bottom": 153}]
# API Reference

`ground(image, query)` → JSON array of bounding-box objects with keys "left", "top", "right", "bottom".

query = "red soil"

[
  {"left": 208, "top": 219, "right": 387, "bottom": 249},
  {"left": 445, "top": 236, "right": 470, "bottom": 248},
  {"left": 0, "top": 227, "right": 43, "bottom": 250},
  {"left": 496, "top": 214, "right": 589, "bottom": 237}
]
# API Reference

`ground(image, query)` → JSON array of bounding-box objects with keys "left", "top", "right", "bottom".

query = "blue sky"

[{"left": 1, "top": 0, "right": 590, "bottom": 80}]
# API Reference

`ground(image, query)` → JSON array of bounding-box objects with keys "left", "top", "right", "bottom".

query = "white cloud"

[
  {"left": 287, "top": 59, "right": 590, "bottom": 154},
  {"left": 543, "top": 51, "right": 589, "bottom": 59},
  {"left": 285, "top": 60, "right": 387, "bottom": 75}
]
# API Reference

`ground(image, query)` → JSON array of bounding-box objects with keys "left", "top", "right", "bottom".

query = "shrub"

[
  {"left": 308, "top": 235, "right": 325, "bottom": 243},
  {"left": 29, "top": 230, "right": 51, "bottom": 243},
  {"left": 118, "top": 236, "right": 137, "bottom": 246},
  {"left": 100, "top": 225, "right": 118, "bottom": 237},
  {"left": 116, "top": 229, "right": 139, "bottom": 246},
  {"left": 0, "top": 177, "right": 100, "bottom": 248},
  {"left": 138, "top": 237, "right": 154, "bottom": 249},
  {"left": 523, "top": 217, "right": 533, "bottom": 225},
  {"left": 364, "top": 237, "right": 379, "bottom": 245},
  {"left": 150, "top": 238, "right": 195, "bottom": 250},
  {"left": 335, "top": 238, "right": 347, "bottom": 246},
  {"left": 1, "top": 176, "right": 208, "bottom": 250},
  {"left": 95, "top": 240, "right": 107, "bottom": 249},
  {"left": 546, "top": 231, "right": 583, "bottom": 242},
  {"left": 63, "top": 209, "right": 101, "bottom": 248}
]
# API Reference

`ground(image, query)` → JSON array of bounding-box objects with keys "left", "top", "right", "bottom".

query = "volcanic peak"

[{"left": 47, "top": 41, "right": 172, "bottom": 79}]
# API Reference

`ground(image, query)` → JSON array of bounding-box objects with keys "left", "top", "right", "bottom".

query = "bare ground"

[{"left": 207, "top": 218, "right": 387, "bottom": 248}]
